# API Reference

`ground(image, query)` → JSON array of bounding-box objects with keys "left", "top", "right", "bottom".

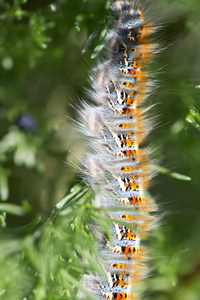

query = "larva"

[{"left": 80, "top": 1, "right": 158, "bottom": 299}]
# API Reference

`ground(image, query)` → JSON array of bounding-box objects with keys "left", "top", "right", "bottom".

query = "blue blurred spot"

[{"left": 16, "top": 113, "right": 37, "bottom": 133}]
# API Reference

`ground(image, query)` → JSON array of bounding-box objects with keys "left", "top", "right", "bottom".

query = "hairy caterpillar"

[{"left": 79, "top": 1, "right": 158, "bottom": 299}]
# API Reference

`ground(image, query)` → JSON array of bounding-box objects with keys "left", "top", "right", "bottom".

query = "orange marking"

[
  {"left": 116, "top": 293, "right": 121, "bottom": 300},
  {"left": 125, "top": 108, "right": 129, "bottom": 115},
  {"left": 122, "top": 81, "right": 134, "bottom": 88},
  {"left": 123, "top": 245, "right": 141, "bottom": 256},
  {"left": 130, "top": 182, "right": 139, "bottom": 190},
  {"left": 126, "top": 230, "right": 135, "bottom": 240},
  {"left": 119, "top": 123, "right": 130, "bottom": 129},
  {"left": 126, "top": 138, "right": 131, "bottom": 147},
  {"left": 120, "top": 166, "right": 133, "bottom": 172},
  {"left": 135, "top": 70, "right": 141, "bottom": 77},
  {"left": 130, "top": 246, "right": 141, "bottom": 255},
  {"left": 131, "top": 197, "right": 137, "bottom": 205},
  {"left": 138, "top": 7, "right": 144, "bottom": 21},
  {"left": 121, "top": 214, "right": 134, "bottom": 221},
  {"left": 126, "top": 96, "right": 134, "bottom": 106},
  {"left": 131, "top": 149, "right": 136, "bottom": 155},
  {"left": 124, "top": 246, "right": 129, "bottom": 255},
  {"left": 126, "top": 138, "right": 135, "bottom": 147},
  {"left": 132, "top": 60, "right": 139, "bottom": 69},
  {"left": 118, "top": 274, "right": 125, "bottom": 287},
  {"left": 137, "top": 196, "right": 146, "bottom": 205},
  {"left": 130, "top": 175, "right": 136, "bottom": 181},
  {"left": 112, "top": 263, "right": 126, "bottom": 269},
  {"left": 115, "top": 293, "right": 130, "bottom": 300}
]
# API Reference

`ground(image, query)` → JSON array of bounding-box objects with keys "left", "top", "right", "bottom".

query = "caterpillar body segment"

[{"left": 80, "top": 1, "right": 158, "bottom": 299}]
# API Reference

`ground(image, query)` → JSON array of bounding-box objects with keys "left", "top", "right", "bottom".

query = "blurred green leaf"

[
  {"left": 0, "top": 203, "right": 27, "bottom": 216},
  {"left": 152, "top": 165, "right": 191, "bottom": 181},
  {"left": 0, "top": 168, "right": 10, "bottom": 201},
  {"left": 186, "top": 108, "right": 200, "bottom": 132},
  {"left": 82, "top": 22, "right": 106, "bottom": 54},
  {"left": 4, "top": 216, "right": 41, "bottom": 234},
  {"left": 0, "top": 212, "right": 6, "bottom": 228}
]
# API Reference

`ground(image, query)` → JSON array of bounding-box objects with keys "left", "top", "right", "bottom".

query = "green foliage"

[
  {"left": 0, "top": 0, "right": 200, "bottom": 299},
  {"left": 185, "top": 108, "right": 200, "bottom": 132},
  {"left": 0, "top": 185, "right": 98, "bottom": 300}
]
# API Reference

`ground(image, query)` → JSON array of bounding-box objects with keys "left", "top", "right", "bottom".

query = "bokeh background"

[{"left": 0, "top": 0, "right": 200, "bottom": 299}]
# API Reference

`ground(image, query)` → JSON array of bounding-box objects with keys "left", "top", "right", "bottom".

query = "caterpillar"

[{"left": 79, "top": 1, "right": 158, "bottom": 299}]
